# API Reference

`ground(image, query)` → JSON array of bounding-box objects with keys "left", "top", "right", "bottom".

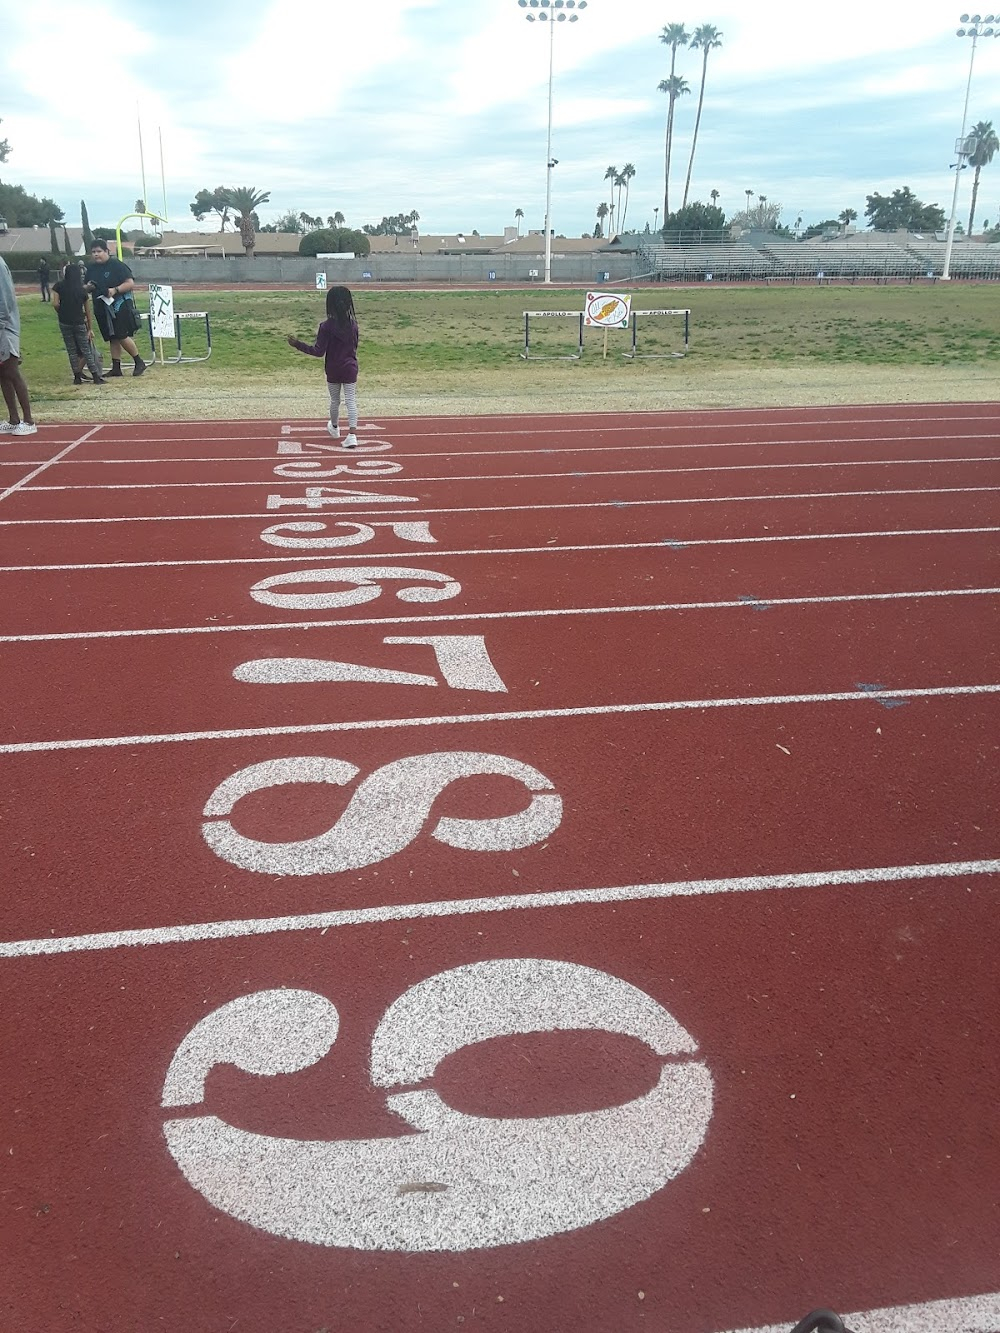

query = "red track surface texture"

[{"left": 1, "top": 404, "right": 999, "bottom": 1333}]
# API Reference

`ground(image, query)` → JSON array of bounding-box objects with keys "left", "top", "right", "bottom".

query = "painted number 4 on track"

[{"left": 158, "top": 424, "right": 716, "bottom": 1253}]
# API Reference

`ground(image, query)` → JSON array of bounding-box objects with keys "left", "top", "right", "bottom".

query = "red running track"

[{"left": 0, "top": 405, "right": 998, "bottom": 1333}]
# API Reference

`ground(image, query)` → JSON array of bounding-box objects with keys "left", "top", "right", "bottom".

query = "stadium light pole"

[
  {"left": 942, "top": 13, "right": 999, "bottom": 280},
  {"left": 518, "top": 0, "right": 587, "bottom": 285}
]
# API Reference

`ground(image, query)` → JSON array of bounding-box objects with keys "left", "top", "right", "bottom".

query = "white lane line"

[
  {"left": 0, "top": 426, "right": 102, "bottom": 504},
  {"left": 24, "top": 455, "right": 1000, "bottom": 492},
  {"left": 2, "top": 586, "right": 997, "bottom": 644},
  {"left": 2, "top": 485, "right": 999, "bottom": 526},
  {"left": 1, "top": 857, "right": 996, "bottom": 958},
  {"left": 4, "top": 526, "right": 996, "bottom": 573},
  {"left": 1, "top": 682, "right": 996, "bottom": 755},
  {"left": 66, "top": 408, "right": 1000, "bottom": 445},
  {"left": 10, "top": 431, "right": 1000, "bottom": 467},
  {"left": 721, "top": 1288, "right": 1000, "bottom": 1333}
]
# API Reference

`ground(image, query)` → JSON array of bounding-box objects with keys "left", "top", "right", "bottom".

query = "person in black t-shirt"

[
  {"left": 52, "top": 263, "right": 106, "bottom": 385},
  {"left": 83, "top": 240, "right": 146, "bottom": 377},
  {"left": 39, "top": 258, "right": 51, "bottom": 302}
]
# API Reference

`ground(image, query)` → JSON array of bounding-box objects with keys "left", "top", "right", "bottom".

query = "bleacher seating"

[
  {"left": 637, "top": 233, "right": 1000, "bottom": 283},
  {"left": 905, "top": 239, "right": 1000, "bottom": 278},
  {"left": 640, "top": 242, "right": 778, "bottom": 282}
]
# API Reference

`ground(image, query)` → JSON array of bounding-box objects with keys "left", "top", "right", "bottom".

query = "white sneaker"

[
  {"left": 343, "top": 432, "right": 358, "bottom": 449},
  {"left": 326, "top": 420, "right": 340, "bottom": 439},
  {"left": 12, "top": 422, "right": 37, "bottom": 435},
  {"left": 0, "top": 421, "right": 17, "bottom": 434}
]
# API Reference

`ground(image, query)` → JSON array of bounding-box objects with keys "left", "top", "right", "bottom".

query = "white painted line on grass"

[
  {"left": 0, "top": 426, "right": 102, "bottom": 504},
  {"left": 1, "top": 682, "right": 996, "bottom": 755},
  {"left": 721, "top": 1288, "right": 1000, "bottom": 1333},
  {"left": 2, "top": 585, "right": 997, "bottom": 644},
  {"left": 0, "top": 857, "right": 996, "bottom": 958},
  {"left": 1, "top": 485, "right": 998, "bottom": 526},
  {"left": 24, "top": 454, "right": 1000, "bottom": 493},
  {"left": 3, "top": 525, "right": 996, "bottom": 573}
]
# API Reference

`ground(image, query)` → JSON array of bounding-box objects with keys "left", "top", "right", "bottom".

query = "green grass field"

[{"left": 16, "top": 283, "right": 1000, "bottom": 421}]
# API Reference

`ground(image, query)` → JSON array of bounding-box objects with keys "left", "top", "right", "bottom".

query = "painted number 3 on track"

[{"left": 159, "top": 425, "right": 715, "bottom": 1254}]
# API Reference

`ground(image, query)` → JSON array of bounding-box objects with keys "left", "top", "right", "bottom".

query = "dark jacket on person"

[{"left": 290, "top": 317, "right": 359, "bottom": 383}]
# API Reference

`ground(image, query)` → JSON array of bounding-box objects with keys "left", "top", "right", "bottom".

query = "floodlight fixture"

[{"left": 518, "top": 0, "right": 588, "bottom": 284}]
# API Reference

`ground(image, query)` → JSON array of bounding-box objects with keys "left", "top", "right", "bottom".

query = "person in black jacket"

[
  {"left": 52, "top": 263, "right": 106, "bottom": 384},
  {"left": 83, "top": 240, "right": 146, "bottom": 377},
  {"left": 39, "top": 257, "right": 51, "bottom": 302}
]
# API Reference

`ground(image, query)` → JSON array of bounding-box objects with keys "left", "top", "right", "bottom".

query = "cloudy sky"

[{"left": 3, "top": 0, "right": 999, "bottom": 236}]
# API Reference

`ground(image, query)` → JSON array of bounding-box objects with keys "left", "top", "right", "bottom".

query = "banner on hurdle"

[
  {"left": 521, "top": 311, "right": 585, "bottom": 360},
  {"left": 622, "top": 308, "right": 691, "bottom": 360}
]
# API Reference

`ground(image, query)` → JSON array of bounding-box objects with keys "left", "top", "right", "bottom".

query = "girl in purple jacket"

[{"left": 287, "top": 286, "right": 360, "bottom": 447}]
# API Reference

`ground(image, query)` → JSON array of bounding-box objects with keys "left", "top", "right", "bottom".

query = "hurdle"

[
  {"left": 143, "top": 310, "right": 213, "bottom": 365},
  {"left": 623, "top": 308, "right": 690, "bottom": 360},
  {"left": 521, "top": 311, "right": 585, "bottom": 360}
]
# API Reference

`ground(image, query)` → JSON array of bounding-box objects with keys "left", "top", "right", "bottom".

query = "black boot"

[
  {"left": 132, "top": 356, "right": 147, "bottom": 377},
  {"left": 73, "top": 374, "right": 84, "bottom": 385},
  {"left": 108, "top": 359, "right": 123, "bottom": 378}
]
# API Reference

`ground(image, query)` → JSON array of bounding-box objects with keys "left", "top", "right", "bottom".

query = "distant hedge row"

[{"left": 4, "top": 250, "right": 86, "bottom": 282}]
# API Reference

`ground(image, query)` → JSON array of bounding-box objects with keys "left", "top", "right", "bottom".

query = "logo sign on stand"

[
  {"left": 148, "top": 283, "right": 175, "bottom": 340},
  {"left": 584, "top": 290, "right": 632, "bottom": 359},
  {"left": 584, "top": 291, "right": 631, "bottom": 329},
  {"left": 315, "top": 272, "right": 328, "bottom": 291}
]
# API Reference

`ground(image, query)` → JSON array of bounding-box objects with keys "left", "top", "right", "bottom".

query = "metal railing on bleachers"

[{"left": 636, "top": 233, "right": 1000, "bottom": 284}]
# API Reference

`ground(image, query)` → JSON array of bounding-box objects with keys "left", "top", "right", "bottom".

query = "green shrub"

[
  {"left": 298, "top": 227, "right": 370, "bottom": 258},
  {"left": 3, "top": 250, "right": 75, "bottom": 282}
]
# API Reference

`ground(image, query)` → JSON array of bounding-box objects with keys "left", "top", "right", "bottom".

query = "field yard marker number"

[
  {"left": 162, "top": 960, "right": 713, "bottom": 1250},
  {"left": 160, "top": 420, "right": 714, "bottom": 1252}
]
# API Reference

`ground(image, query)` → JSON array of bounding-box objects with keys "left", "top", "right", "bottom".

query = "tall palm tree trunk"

[
  {"left": 682, "top": 48, "right": 709, "bottom": 210},
  {"left": 664, "top": 100, "right": 675, "bottom": 221},
  {"left": 969, "top": 164, "right": 984, "bottom": 235}
]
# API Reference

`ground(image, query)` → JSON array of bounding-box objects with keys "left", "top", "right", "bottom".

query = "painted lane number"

[
  {"left": 162, "top": 959, "right": 713, "bottom": 1250},
  {"left": 234, "top": 635, "right": 507, "bottom": 692},
  {"left": 201, "top": 751, "right": 562, "bottom": 875}
]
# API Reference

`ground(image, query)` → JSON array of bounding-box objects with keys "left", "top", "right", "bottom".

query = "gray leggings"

[
  {"left": 59, "top": 321, "right": 104, "bottom": 379},
  {"left": 327, "top": 380, "right": 358, "bottom": 430}
]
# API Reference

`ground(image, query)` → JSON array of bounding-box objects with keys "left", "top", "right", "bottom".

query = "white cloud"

[{"left": 2, "top": 0, "right": 998, "bottom": 233}]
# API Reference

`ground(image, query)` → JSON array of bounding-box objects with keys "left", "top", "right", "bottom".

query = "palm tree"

[
  {"left": 681, "top": 24, "right": 723, "bottom": 210},
  {"left": 596, "top": 202, "right": 609, "bottom": 237},
  {"left": 710, "top": 188, "right": 720, "bottom": 207},
  {"left": 619, "top": 163, "right": 637, "bottom": 232},
  {"left": 604, "top": 165, "right": 618, "bottom": 232},
  {"left": 658, "top": 76, "right": 691, "bottom": 222},
  {"left": 613, "top": 171, "right": 626, "bottom": 231},
  {"left": 744, "top": 188, "right": 753, "bottom": 223},
  {"left": 658, "top": 23, "right": 690, "bottom": 220},
  {"left": 223, "top": 187, "right": 271, "bottom": 257},
  {"left": 838, "top": 207, "right": 857, "bottom": 235},
  {"left": 968, "top": 120, "right": 999, "bottom": 234},
  {"left": 514, "top": 206, "right": 524, "bottom": 236}
]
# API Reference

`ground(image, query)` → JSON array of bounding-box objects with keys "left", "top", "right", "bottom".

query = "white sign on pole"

[
  {"left": 583, "top": 291, "right": 631, "bottom": 329},
  {"left": 315, "top": 272, "right": 328, "bottom": 290},
  {"left": 148, "top": 283, "right": 175, "bottom": 339}
]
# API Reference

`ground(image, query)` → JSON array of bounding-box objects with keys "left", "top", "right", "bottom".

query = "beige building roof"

[{"left": 0, "top": 225, "right": 86, "bottom": 255}]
